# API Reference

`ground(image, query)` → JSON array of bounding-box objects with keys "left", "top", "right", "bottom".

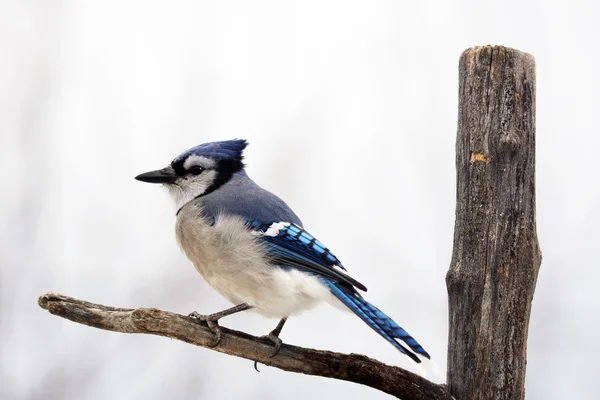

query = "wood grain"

[{"left": 446, "top": 45, "right": 541, "bottom": 400}]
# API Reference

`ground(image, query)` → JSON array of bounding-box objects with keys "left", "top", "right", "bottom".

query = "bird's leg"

[
  {"left": 254, "top": 317, "right": 288, "bottom": 372},
  {"left": 262, "top": 317, "right": 287, "bottom": 357},
  {"left": 188, "top": 303, "right": 253, "bottom": 347}
]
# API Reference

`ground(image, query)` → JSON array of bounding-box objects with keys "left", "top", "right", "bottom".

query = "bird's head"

[{"left": 135, "top": 139, "right": 248, "bottom": 208}]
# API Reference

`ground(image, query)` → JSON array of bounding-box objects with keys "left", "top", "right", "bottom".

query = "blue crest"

[{"left": 173, "top": 139, "right": 248, "bottom": 164}]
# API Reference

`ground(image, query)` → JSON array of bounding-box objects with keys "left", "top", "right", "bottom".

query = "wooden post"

[{"left": 446, "top": 46, "right": 541, "bottom": 400}]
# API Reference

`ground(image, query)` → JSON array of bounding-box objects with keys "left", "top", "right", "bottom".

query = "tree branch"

[{"left": 38, "top": 292, "right": 451, "bottom": 400}]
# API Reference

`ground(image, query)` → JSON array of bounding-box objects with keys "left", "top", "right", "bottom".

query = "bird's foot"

[
  {"left": 253, "top": 316, "right": 289, "bottom": 372},
  {"left": 253, "top": 329, "right": 284, "bottom": 372},
  {"left": 188, "top": 304, "right": 253, "bottom": 349},
  {"left": 261, "top": 330, "right": 283, "bottom": 358},
  {"left": 188, "top": 311, "right": 222, "bottom": 347}
]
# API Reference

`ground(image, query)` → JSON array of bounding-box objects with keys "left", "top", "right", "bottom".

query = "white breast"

[{"left": 175, "top": 203, "right": 342, "bottom": 318}]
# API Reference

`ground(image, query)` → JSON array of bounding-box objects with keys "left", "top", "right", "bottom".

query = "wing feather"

[{"left": 247, "top": 220, "right": 367, "bottom": 292}]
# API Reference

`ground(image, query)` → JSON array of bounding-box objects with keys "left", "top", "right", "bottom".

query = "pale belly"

[{"left": 175, "top": 205, "right": 340, "bottom": 318}]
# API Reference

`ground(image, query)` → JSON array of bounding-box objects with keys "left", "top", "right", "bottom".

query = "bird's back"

[{"left": 198, "top": 170, "right": 303, "bottom": 227}]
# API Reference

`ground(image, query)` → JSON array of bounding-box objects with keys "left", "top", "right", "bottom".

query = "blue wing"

[
  {"left": 247, "top": 220, "right": 368, "bottom": 292},
  {"left": 324, "top": 280, "right": 430, "bottom": 363},
  {"left": 246, "top": 219, "right": 431, "bottom": 363}
]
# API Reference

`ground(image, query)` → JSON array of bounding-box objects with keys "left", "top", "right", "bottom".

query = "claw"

[
  {"left": 188, "top": 311, "right": 221, "bottom": 347},
  {"left": 263, "top": 332, "right": 283, "bottom": 357},
  {"left": 206, "top": 319, "right": 222, "bottom": 347},
  {"left": 252, "top": 331, "right": 282, "bottom": 372},
  {"left": 188, "top": 311, "right": 205, "bottom": 320},
  {"left": 260, "top": 331, "right": 283, "bottom": 357},
  {"left": 259, "top": 317, "right": 287, "bottom": 358},
  {"left": 187, "top": 304, "right": 252, "bottom": 349}
]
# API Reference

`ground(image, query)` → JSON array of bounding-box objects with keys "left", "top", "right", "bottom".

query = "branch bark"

[
  {"left": 446, "top": 45, "right": 541, "bottom": 400},
  {"left": 38, "top": 292, "right": 451, "bottom": 400}
]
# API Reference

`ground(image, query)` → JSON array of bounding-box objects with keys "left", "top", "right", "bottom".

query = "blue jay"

[{"left": 135, "top": 139, "right": 430, "bottom": 363}]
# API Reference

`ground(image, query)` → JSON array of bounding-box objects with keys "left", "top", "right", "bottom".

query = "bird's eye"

[{"left": 189, "top": 166, "right": 204, "bottom": 176}]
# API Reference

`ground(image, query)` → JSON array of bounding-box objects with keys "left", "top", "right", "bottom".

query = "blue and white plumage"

[{"left": 135, "top": 139, "right": 430, "bottom": 363}]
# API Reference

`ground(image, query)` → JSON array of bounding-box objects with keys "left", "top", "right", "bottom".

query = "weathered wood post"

[{"left": 446, "top": 45, "right": 541, "bottom": 400}]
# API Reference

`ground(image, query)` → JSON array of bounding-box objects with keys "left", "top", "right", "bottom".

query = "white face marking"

[
  {"left": 166, "top": 169, "right": 219, "bottom": 210},
  {"left": 183, "top": 155, "right": 216, "bottom": 170}
]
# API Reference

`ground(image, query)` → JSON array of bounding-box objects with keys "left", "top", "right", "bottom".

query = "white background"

[{"left": 1, "top": 1, "right": 598, "bottom": 399}]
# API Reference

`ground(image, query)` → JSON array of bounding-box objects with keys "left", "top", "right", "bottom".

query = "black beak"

[{"left": 135, "top": 166, "right": 178, "bottom": 184}]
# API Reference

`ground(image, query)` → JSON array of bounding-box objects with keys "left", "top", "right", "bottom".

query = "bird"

[{"left": 135, "top": 139, "right": 430, "bottom": 363}]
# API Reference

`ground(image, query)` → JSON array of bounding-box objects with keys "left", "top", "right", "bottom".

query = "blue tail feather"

[{"left": 324, "top": 280, "right": 430, "bottom": 363}]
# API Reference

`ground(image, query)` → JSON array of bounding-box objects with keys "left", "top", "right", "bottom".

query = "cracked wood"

[{"left": 446, "top": 45, "right": 541, "bottom": 400}]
